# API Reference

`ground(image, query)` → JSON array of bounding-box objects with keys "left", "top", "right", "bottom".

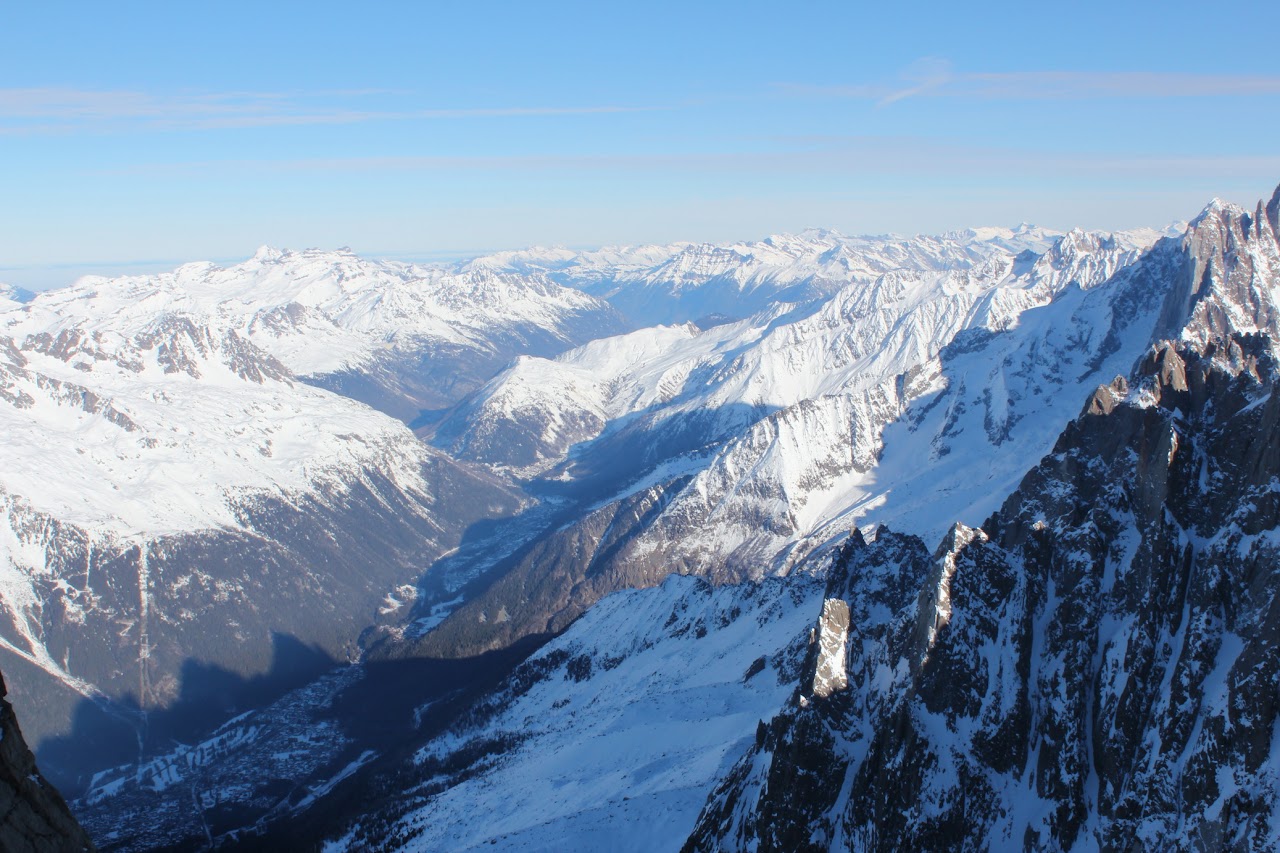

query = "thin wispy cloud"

[
  {"left": 0, "top": 87, "right": 655, "bottom": 134},
  {"left": 877, "top": 58, "right": 954, "bottom": 106},
  {"left": 95, "top": 139, "right": 1280, "bottom": 182},
  {"left": 784, "top": 59, "right": 1280, "bottom": 106}
]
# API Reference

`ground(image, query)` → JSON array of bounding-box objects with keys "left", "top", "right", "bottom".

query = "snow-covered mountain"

[
  {"left": 463, "top": 225, "right": 1085, "bottom": 328},
  {"left": 0, "top": 249, "right": 637, "bottom": 781},
  {"left": 1, "top": 303, "right": 418, "bottom": 538},
  {"left": 359, "top": 185, "right": 1280, "bottom": 853},
  {"left": 12, "top": 185, "right": 1279, "bottom": 850},
  {"left": 28, "top": 247, "right": 626, "bottom": 423},
  {"left": 412, "top": 223, "right": 1178, "bottom": 659}
]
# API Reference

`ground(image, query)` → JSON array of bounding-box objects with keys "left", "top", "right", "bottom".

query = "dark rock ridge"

[
  {"left": 1156, "top": 186, "right": 1280, "bottom": 346},
  {"left": 0, "top": 670, "right": 94, "bottom": 852},
  {"left": 687, "top": 334, "right": 1280, "bottom": 851}
]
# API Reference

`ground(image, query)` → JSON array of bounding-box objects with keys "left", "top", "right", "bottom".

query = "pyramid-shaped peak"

[{"left": 251, "top": 245, "right": 285, "bottom": 263}]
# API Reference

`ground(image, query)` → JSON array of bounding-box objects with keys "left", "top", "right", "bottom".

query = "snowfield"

[{"left": 341, "top": 573, "right": 823, "bottom": 851}]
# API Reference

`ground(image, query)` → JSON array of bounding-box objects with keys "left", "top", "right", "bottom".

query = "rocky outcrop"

[
  {"left": 687, "top": 334, "right": 1280, "bottom": 851},
  {"left": 1156, "top": 185, "right": 1280, "bottom": 347},
  {"left": 804, "top": 598, "right": 850, "bottom": 700},
  {"left": 0, "top": 672, "right": 93, "bottom": 852}
]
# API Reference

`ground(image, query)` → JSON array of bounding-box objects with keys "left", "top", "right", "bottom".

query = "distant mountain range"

[{"left": 3, "top": 185, "right": 1278, "bottom": 850}]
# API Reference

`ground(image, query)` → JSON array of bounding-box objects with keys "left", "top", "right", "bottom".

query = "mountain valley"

[{"left": 3, "top": 185, "right": 1280, "bottom": 850}]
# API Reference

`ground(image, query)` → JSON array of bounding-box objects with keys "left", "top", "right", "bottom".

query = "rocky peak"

[
  {"left": 1083, "top": 374, "right": 1129, "bottom": 416},
  {"left": 1267, "top": 183, "right": 1280, "bottom": 238},
  {"left": 800, "top": 598, "right": 850, "bottom": 701},
  {"left": 1156, "top": 184, "right": 1280, "bottom": 346},
  {"left": 913, "top": 522, "right": 986, "bottom": 668}
]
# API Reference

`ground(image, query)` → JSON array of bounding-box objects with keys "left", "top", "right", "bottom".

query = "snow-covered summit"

[
  {"left": 14, "top": 246, "right": 620, "bottom": 379},
  {"left": 461, "top": 223, "right": 1172, "bottom": 329}
]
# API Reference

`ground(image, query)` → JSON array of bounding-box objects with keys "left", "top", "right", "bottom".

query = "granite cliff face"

[
  {"left": 687, "top": 334, "right": 1280, "bottom": 851},
  {"left": 0, "top": 671, "right": 93, "bottom": 852}
]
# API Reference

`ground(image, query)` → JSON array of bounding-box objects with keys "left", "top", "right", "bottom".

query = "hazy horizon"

[{"left": 4, "top": 1, "right": 1280, "bottom": 290}]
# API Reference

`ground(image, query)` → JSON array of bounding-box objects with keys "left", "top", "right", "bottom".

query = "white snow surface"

[
  {"left": 0, "top": 244, "right": 618, "bottom": 537},
  {"left": 354, "top": 573, "right": 823, "bottom": 852},
  {"left": 439, "top": 224, "right": 1172, "bottom": 557},
  {"left": 22, "top": 246, "right": 614, "bottom": 377},
  {"left": 0, "top": 309, "right": 430, "bottom": 538},
  {"left": 464, "top": 224, "right": 1183, "bottom": 327},
  {"left": 465, "top": 226, "right": 1075, "bottom": 327}
]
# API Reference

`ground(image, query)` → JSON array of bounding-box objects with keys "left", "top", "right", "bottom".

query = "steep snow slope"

[
  {"left": 415, "top": 223, "right": 1176, "bottom": 659},
  {"left": 425, "top": 316, "right": 766, "bottom": 481},
  {"left": 336, "top": 572, "right": 823, "bottom": 852}
]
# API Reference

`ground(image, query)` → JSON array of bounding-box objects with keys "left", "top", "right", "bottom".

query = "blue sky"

[{"left": 4, "top": 1, "right": 1280, "bottom": 288}]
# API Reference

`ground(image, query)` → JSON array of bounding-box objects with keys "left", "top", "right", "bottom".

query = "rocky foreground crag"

[
  {"left": 688, "top": 334, "right": 1280, "bottom": 851},
  {"left": 0, "top": 672, "right": 93, "bottom": 852}
]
